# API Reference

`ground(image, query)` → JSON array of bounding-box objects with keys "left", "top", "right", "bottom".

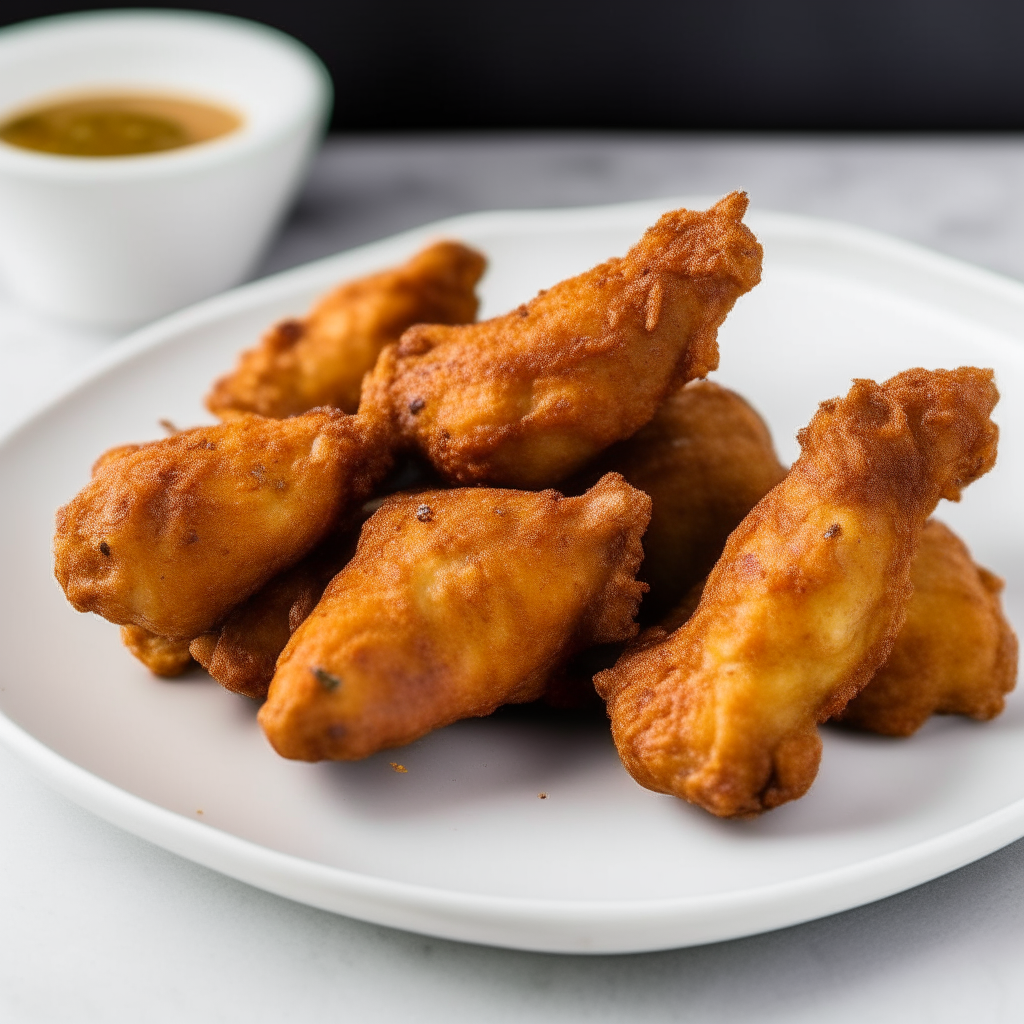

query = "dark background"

[{"left": 3, "top": 1, "right": 1024, "bottom": 133}]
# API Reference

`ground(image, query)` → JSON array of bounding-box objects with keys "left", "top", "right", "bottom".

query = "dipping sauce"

[{"left": 0, "top": 92, "right": 242, "bottom": 157}]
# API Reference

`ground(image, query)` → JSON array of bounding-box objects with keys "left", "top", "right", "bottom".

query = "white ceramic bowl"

[{"left": 0, "top": 10, "right": 331, "bottom": 328}]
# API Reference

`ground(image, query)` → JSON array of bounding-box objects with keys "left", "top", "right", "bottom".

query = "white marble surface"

[{"left": 4, "top": 133, "right": 1024, "bottom": 1022}]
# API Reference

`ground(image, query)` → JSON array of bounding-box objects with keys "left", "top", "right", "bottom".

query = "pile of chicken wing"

[{"left": 53, "top": 192, "right": 1018, "bottom": 818}]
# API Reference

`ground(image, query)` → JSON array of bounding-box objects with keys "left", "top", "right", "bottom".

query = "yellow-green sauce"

[{"left": 0, "top": 92, "right": 242, "bottom": 158}]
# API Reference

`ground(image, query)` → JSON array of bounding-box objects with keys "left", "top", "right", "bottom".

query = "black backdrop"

[{"left": 3, "top": 0, "right": 1024, "bottom": 132}]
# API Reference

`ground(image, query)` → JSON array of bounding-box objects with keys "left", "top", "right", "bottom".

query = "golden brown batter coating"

[
  {"left": 656, "top": 522, "right": 1018, "bottom": 737},
  {"left": 837, "top": 519, "right": 1017, "bottom": 736},
  {"left": 574, "top": 379, "right": 786, "bottom": 618},
  {"left": 362, "top": 193, "right": 762, "bottom": 488},
  {"left": 120, "top": 625, "right": 195, "bottom": 677},
  {"left": 596, "top": 367, "right": 1000, "bottom": 818},
  {"left": 189, "top": 532, "right": 356, "bottom": 699},
  {"left": 546, "top": 384, "right": 783, "bottom": 710},
  {"left": 206, "top": 241, "right": 486, "bottom": 419},
  {"left": 54, "top": 409, "right": 390, "bottom": 641},
  {"left": 259, "top": 474, "right": 651, "bottom": 761}
]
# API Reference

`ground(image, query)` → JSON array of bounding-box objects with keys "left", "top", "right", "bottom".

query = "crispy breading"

[
  {"left": 836, "top": 519, "right": 1017, "bottom": 736},
  {"left": 544, "top": 382, "right": 784, "bottom": 710},
  {"left": 572, "top": 379, "right": 786, "bottom": 618},
  {"left": 651, "top": 521, "right": 1018, "bottom": 737},
  {"left": 186, "top": 474, "right": 429, "bottom": 700},
  {"left": 92, "top": 442, "right": 145, "bottom": 474},
  {"left": 189, "top": 532, "right": 356, "bottom": 699},
  {"left": 120, "top": 625, "right": 195, "bottom": 677},
  {"left": 362, "top": 193, "right": 762, "bottom": 488},
  {"left": 54, "top": 409, "right": 390, "bottom": 640},
  {"left": 259, "top": 474, "right": 651, "bottom": 761},
  {"left": 206, "top": 241, "right": 486, "bottom": 419},
  {"left": 596, "top": 367, "right": 1000, "bottom": 818}
]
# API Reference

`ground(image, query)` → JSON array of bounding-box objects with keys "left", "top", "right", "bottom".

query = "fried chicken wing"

[
  {"left": 362, "top": 193, "right": 762, "bottom": 488},
  {"left": 651, "top": 520, "right": 1018, "bottom": 737},
  {"left": 207, "top": 241, "right": 486, "bottom": 419},
  {"left": 544, "top": 382, "right": 783, "bottom": 710},
  {"left": 54, "top": 409, "right": 390, "bottom": 640},
  {"left": 120, "top": 625, "right": 195, "bottom": 677},
  {"left": 573, "top": 379, "right": 786, "bottom": 618},
  {"left": 189, "top": 532, "right": 356, "bottom": 699},
  {"left": 596, "top": 367, "right": 1000, "bottom": 817},
  {"left": 258, "top": 473, "right": 651, "bottom": 761},
  {"left": 836, "top": 519, "right": 1017, "bottom": 736}
]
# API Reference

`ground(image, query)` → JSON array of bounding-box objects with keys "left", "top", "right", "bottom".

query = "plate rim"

[
  {"left": 4, "top": 196, "right": 1024, "bottom": 954},
  {"left": 5, "top": 705, "right": 1024, "bottom": 954}
]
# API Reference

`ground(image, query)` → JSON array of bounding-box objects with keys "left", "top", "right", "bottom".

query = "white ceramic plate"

[{"left": 2, "top": 198, "right": 1024, "bottom": 955}]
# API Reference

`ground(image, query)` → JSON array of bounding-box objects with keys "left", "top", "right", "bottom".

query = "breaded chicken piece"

[
  {"left": 186, "top": 476, "right": 427, "bottom": 699},
  {"left": 189, "top": 531, "right": 356, "bottom": 699},
  {"left": 259, "top": 474, "right": 651, "bottom": 761},
  {"left": 362, "top": 193, "right": 762, "bottom": 488},
  {"left": 650, "top": 521, "right": 1018, "bottom": 737},
  {"left": 596, "top": 367, "right": 999, "bottom": 818},
  {"left": 837, "top": 519, "right": 1017, "bottom": 736},
  {"left": 573, "top": 379, "right": 786, "bottom": 618},
  {"left": 546, "top": 383, "right": 783, "bottom": 710},
  {"left": 120, "top": 625, "right": 195, "bottom": 677},
  {"left": 206, "top": 241, "right": 486, "bottom": 419},
  {"left": 54, "top": 409, "right": 390, "bottom": 640}
]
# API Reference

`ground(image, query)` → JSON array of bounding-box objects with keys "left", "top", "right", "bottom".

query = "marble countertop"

[{"left": 3, "top": 133, "right": 1024, "bottom": 1023}]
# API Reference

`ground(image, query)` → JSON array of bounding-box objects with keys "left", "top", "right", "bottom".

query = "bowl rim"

[{"left": 0, "top": 8, "right": 333, "bottom": 182}]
